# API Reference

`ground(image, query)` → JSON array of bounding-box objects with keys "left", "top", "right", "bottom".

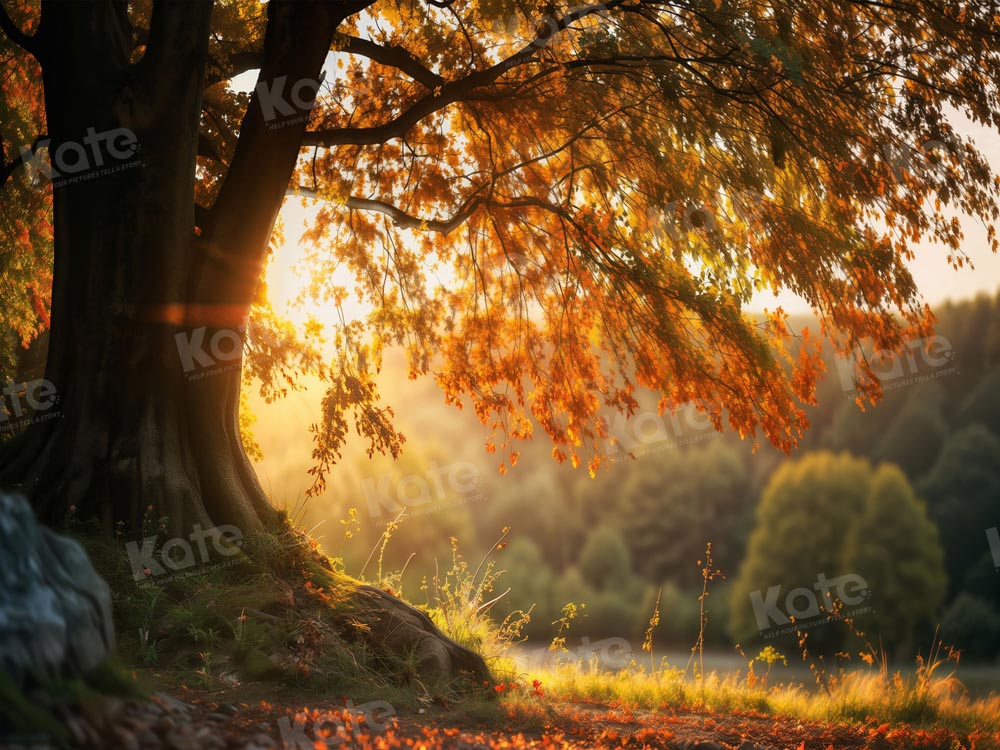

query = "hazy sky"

[{"left": 750, "top": 114, "right": 1000, "bottom": 313}]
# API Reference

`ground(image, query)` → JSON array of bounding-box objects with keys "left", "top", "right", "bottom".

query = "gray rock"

[
  {"left": 0, "top": 492, "right": 115, "bottom": 687},
  {"left": 153, "top": 692, "right": 195, "bottom": 715}
]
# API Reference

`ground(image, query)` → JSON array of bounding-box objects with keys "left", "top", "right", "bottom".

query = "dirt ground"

[{"left": 57, "top": 685, "right": 987, "bottom": 750}]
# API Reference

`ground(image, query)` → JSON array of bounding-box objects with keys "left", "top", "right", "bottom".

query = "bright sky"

[{"left": 750, "top": 114, "right": 1000, "bottom": 313}]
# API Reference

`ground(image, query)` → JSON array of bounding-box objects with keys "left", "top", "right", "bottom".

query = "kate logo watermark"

[
  {"left": 750, "top": 572, "right": 872, "bottom": 638},
  {"left": 277, "top": 700, "right": 395, "bottom": 749},
  {"left": 604, "top": 403, "right": 716, "bottom": 461},
  {"left": 362, "top": 460, "right": 485, "bottom": 521},
  {"left": 831, "top": 335, "right": 957, "bottom": 396},
  {"left": 125, "top": 524, "right": 243, "bottom": 583},
  {"left": 0, "top": 378, "right": 60, "bottom": 432},
  {"left": 175, "top": 326, "right": 245, "bottom": 378},
  {"left": 175, "top": 324, "right": 309, "bottom": 380},
  {"left": 256, "top": 72, "right": 326, "bottom": 130},
  {"left": 21, "top": 127, "right": 140, "bottom": 189}
]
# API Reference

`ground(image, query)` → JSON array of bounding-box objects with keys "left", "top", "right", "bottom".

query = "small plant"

[
  {"left": 914, "top": 627, "right": 962, "bottom": 698},
  {"left": 686, "top": 541, "right": 724, "bottom": 690},
  {"left": 187, "top": 623, "right": 221, "bottom": 648},
  {"left": 359, "top": 509, "right": 406, "bottom": 590},
  {"left": 423, "top": 528, "right": 532, "bottom": 672},
  {"left": 747, "top": 645, "right": 787, "bottom": 690},
  {"left": 642, "top": 588, "right": 662, "bottom": 674},
  {"left": 136, "top": 627, "right": 158, "bottom": 667},
  {"left": 549, "top": 602, "right": 586, "bottom": 654},
  {"left": 194, "top": 650, "right": 216, "bottom": 686},
  {"left": 333, "top": 507, "right": 361, "bottom": 573},
  {"left": 234, "top": 610, "right": 251, "bottom": 653}
]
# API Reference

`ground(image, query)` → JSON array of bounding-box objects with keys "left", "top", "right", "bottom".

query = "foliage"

[
  {"left": 843, "top": 464, "right": 947, "bottom": 655},
  {"left": 4, "top": 0, "right": 1000, "bottom": 481},
  {"left": 917, "top": 426, "right": 1000, "bottom": 600},
  {"left": 618, "top": 441, "right": 749, "bottom": 586},
  {"left": 871, "top": 404, "right": 948, "bottom": 479},
  {"left": 957, "top": 370, "right": 1000, "bottom": 436},
  {"left": 729, "top": 452, "right": 947, "bottom": 652},
  {"left": 940, "top": 594, "right": 1000, "bottom": 662},
  {"left": 579, "top": 525, "right": 631, "bottom": 591},
  {"left": 729, "top": 451, "right": 871, "bottom": 648}
]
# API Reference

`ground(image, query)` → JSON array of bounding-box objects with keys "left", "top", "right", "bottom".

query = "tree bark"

[{"left": 0, "top": 0, "right": 346, "bottom": 538}]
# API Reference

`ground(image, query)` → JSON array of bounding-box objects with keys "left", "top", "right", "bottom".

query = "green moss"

[
  {"left": 238, "top": 648, "right": 284, "bottom": 682},
  {"left": 0, "top": 671, "right": 71, "bottom": 743},
  {"left": 0, "top": 659, "right": 141, "bottom": 744}
]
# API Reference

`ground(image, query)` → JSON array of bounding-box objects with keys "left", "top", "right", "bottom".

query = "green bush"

[{"left": 940, "top": 594, "right": 1000, "bottom": 661}]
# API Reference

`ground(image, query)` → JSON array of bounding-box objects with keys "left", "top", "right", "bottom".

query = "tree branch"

[
  {"left": 206, "top": 49, "right": 264, "bottom": 86},
  {"left": 198, "top": 0, "right": 375, "bottom": 308},
  {"left": 1, "top": 135, "right": 46, "bottom": 188},
  {"left": 339, "top": 35, "right": 444, "bottom": 89},
  {"left": 290, "top": 185, "right": 482, "bottom": 235},
  {"left": 304, "top": 0, "right": 623, "bottom": 147}
]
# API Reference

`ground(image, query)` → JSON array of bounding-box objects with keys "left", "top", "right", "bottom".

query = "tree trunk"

[{"left": 0, "top": 0, "right": 341, "bottom": 538}]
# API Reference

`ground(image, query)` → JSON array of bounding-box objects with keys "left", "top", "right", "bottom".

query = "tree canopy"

[
  {"left": 2, "top": 0, "right": 999, "bottom": 489},
  {"left": 730, "top": 452, "right": 946, "bottom": 652}
]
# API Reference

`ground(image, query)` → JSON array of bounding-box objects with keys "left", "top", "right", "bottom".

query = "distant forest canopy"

[{"left": 252, "top": 289, "right": 998, "bottom": 661}]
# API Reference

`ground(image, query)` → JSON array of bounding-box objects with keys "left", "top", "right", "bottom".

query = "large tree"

[{"left": 1, "top": 0, "right": 998, "bottom": 537}]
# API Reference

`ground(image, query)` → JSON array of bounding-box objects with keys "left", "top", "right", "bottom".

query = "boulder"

[{"left": 0, "top": 491, "right": 116, "bottom": 687}]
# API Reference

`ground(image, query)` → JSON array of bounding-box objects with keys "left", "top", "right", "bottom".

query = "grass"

[
  {"left": 517, "top": 658, "right": 1000, "bottom": 736},
  {"left": 67, "top": 505, "right": 490, "bottom": 707},
  {"left": 51, "top": 505, "right": 1000, "bottom": 748},
  {"left": 413, "top": 532, "right": 999, "bottom": 743}
]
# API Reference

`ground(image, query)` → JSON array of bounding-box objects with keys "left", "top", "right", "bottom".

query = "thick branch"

[
  {"left": 206, "top": 49, "right": 264, "bottom": 86},
  {"left": 304, "top": 0, "right": 622, "bottom": 147},
  {"left": 339, "top": 36, "right": 444, "bottom": 89},
  {"left": 199, "top": 0, "right": 376, "bottom": 311},
  {"left": 291, "top": 185, "right": 482, "bottom": 235},
  {"left": 0, "top": 135, "right": 46, "bottom": 188}
]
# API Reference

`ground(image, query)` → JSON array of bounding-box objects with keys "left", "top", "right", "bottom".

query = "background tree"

[
  {"left": 729, "top": 451, "right": 870, "bottom": 650},
  {"left": 940, "top": 594, "right": 1000, "bottom": 662},
  {"left": 732, "top": 453, "right": 948, "bottom": 652},
  {"left": 956, "top": 370, "right": 1000, "bottom": 437},
  {"left": 579, "top": 525, "right": 632, "bottom": 592},
  {"left": 1, "top": 0, "right": 999, "bottom": 538},
  {"left": 618, "top": 442, "right": 749, "bottom": 587},
  {"left": 871, "top": 403, "right": 949, "bottom": 479},
  {"left": 842, "top": 464, "right": 946, "bottom": 656},
  {"left": 917, "top": 425, "right": 1000, "bottom": 600}
]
